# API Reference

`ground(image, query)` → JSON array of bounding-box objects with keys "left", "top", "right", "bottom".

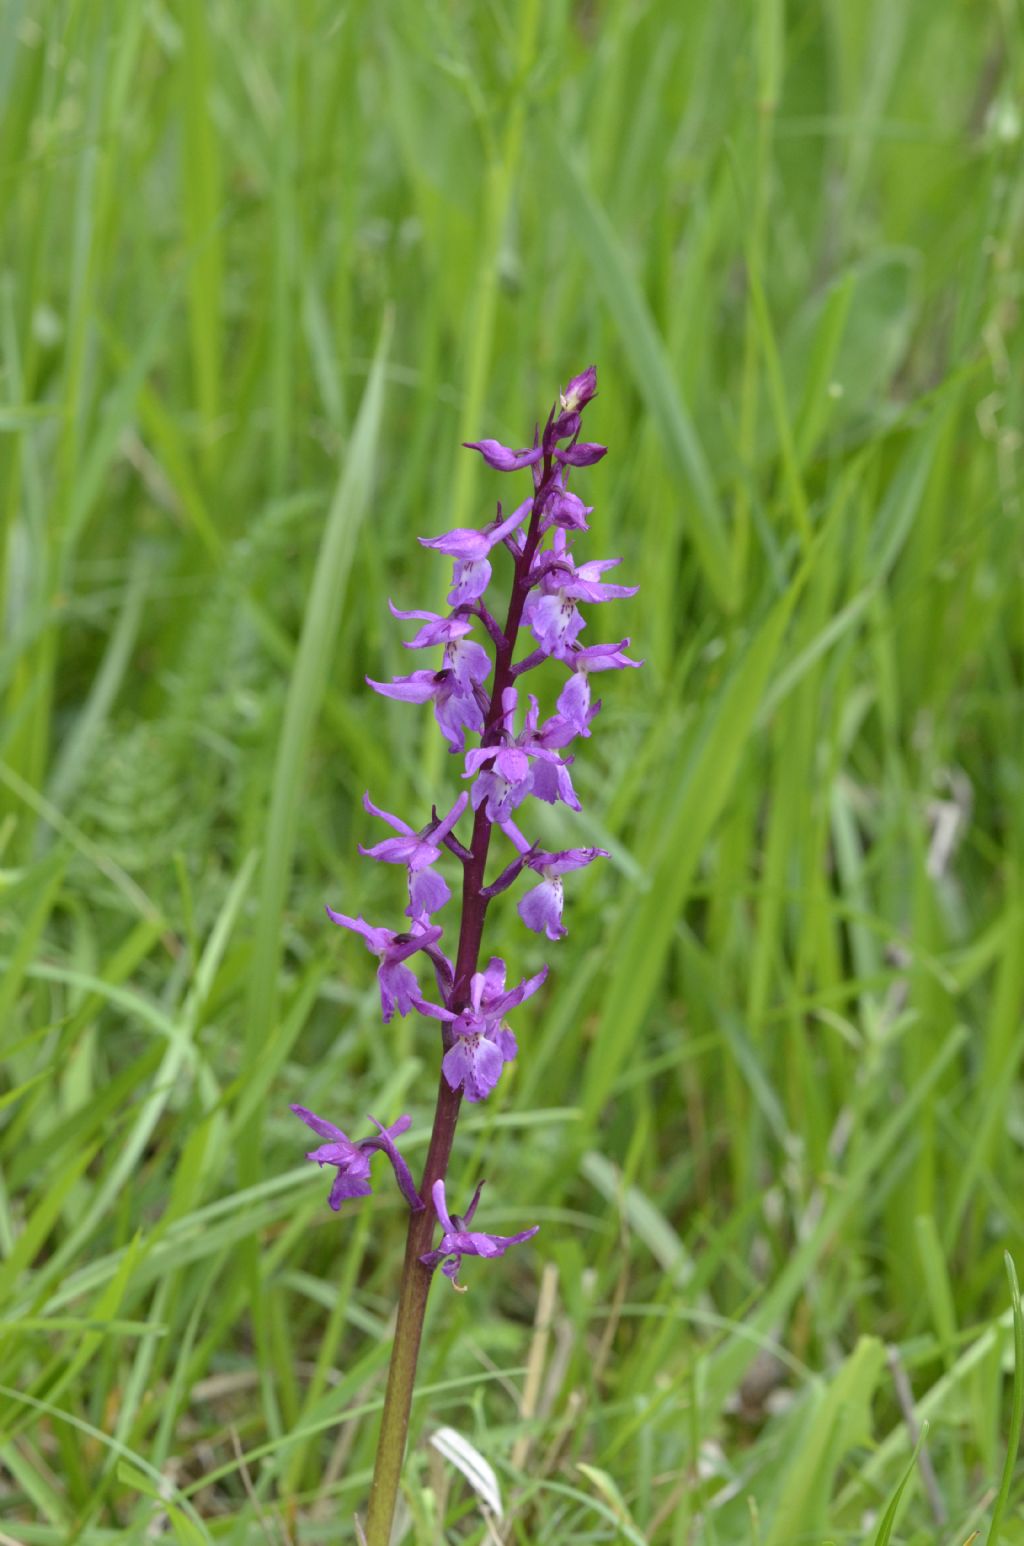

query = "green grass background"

[{"left": 2, "top": 1, "right": 1023, "bottom": 1541}]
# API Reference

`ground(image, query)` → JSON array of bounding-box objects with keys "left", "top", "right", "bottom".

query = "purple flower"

[
  {"left": 463, "top": 688, "right": 579, "bottom": 822},
  {"left": 366, "top": 668, "right": 485, "bottom": 753},
  {"left": 358, "top": 792, "right": 468, "bottom": 920},
  {"left": 325, "top": 911, "right": 443, "bottom": 1022},
  {"left": 420, "top": 1178, "right": 539, "bottom": 1290},
  {"left": 500, "top": 818, "right": 607, "bottom": 940},
  {"left": 388, "top": 601, "right": 491, "bottom": 694},
  {"left": 359, "top": 791, "right": 467, "bottom": 870},
  {"left": 541, "top": 672, "right": 599, "bottom": 745},
  {"left": 420, "top": 500, "right": 533, "bottom": 605},
  {"left": 414, "top": 956, "right": 547, "bottom": 1102},
  {"left": 463, "top": 440, "right": 543, "bottom": 472},
  {"left": 542, "top": 639, "right": 643, "bottom": 740},
  {"left": 524, "top": 537, "right": 638, "bottom": 662},
  {"left": 290, "top": 1106, "right": 424, "bottom": 1212}
]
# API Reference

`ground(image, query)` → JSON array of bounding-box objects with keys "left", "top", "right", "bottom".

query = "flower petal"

[
  {"left": 364, "top": 1115, "right": 424, "bottom": 1211},
  {"left": 540, "top": 846, "right": 608, "bottom": 875},
  {"left": 362, "top": 792, "right": 415, "bottom": 835},
  {"left": 518, "top": 878, "right": 566, "bottom": 940},
  {"left": 420, "top": 528, "right": 492, "bottom": 560},
  {"left": 324, "top": 910, "right": 390, "bottom": 953},
  {"left": 480, "top": 956, "right": 507, "bottom": 1001},
  {"left": 461, "top": 1179, "right": 486, "bottom": 1226},
  {"left": 289, "top": 1104, "right": 348, "bottom": 1143},
  {"left": 448, "top": 557, "right": 491, "bottom": 605},
  {"left": 498, "top": 815, "right": 532, "bottom": 855},
  {"left": 442, "top": 1032, "right": 507, "bottom": 1102},
  {"left": 547, "top": 489, "right": 592, "bottom": 530},
  {"left": 305, "top": 1139, "right": 359, "bottom": 1166},
  {"left": 528, "top": 758, "right": 581, "bottom": 811},
  {"left": 328, "top": 1170, "right": 373, "bottom": 1209},
  {"left": 555, "top": 441, "right": 606, "bottom": 467},
  {"left": 434, "top": 683, "right": 484, "bottom": 751},
  {"left": 445, "top": 637, "right": 491, "bottom": 690},
  {"left": 367, "top": 671, "right": 440, "bottom": 704},
  {"left": 359, "top": 834, "right": 433, "bottom": 866},
  {"left": 431, "top": 791, "right": 470, "bottom": 844},
  {"left": 378, "top": 958, "right": 420, "bottom": 1021},
  {"left": 407, "top": 866, "right": 451, "bottom": 919},
  {"left": 491, "top": 964, "right": 547, "bottom": 1014},
  {"left": 464, "top": 439, "right": 543, "bottom": 471},
  {"left": 570, "top": 638, "right": 644, "bottom": 672},
  {"left": 431, "top": 1178, "right": 457, "bottom": 1235},
  {"left": 412, "top": 992, "right": 457, "bottom": 1023}
]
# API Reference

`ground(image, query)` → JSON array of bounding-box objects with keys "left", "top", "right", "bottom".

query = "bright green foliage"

[{"left": 1, "top": 1, "right": 1023, "bottom": 1541}]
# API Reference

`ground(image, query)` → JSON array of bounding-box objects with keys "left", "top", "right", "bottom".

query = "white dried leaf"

[{"left": 429, "top": 1426, "right": 503, "bottom": 1520}]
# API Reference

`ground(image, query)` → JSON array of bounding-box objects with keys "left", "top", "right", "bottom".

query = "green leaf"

[
  {"left": 985, "top": 1254, "right": 1024, "bottom": 1546},
  {"left": 582, "top": 570, "right": 803, "bottom": 1120},
  {"left": 764, "top": 1337, "right": 887, "bottom": 1545},
  {"left": 550, "top": 134, "right": 736, "bottom": 613}
]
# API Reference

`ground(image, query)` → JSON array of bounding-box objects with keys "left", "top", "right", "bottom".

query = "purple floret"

[
  {"left": 463, "top": 687, "right": 580, "bottom": 822},
  {"left": 414, "top": 957, "right": 547, "bottom": 1102},
  {"left": 420, "top": 1178, "right": 539, "bottom": 1290},
  {"left": 358, "top": 792, "right": 467, "bottom": 920},
  {"left": 560, "top": 365, "right": 598, "bottom": 414},
  {"left": 291, "top": 1106, "right": 423, "bottom": 1212},
  {"left": 420, "top": 500, "right": 532, "bottom": 605},
  {"left": 524, "top": 533, "right": 638, "bottom": 663},
  {"left": 324, "top": 911, "right": 443, "bottom": 1022},
  {"left": 367, "top": 667, "right": 486, "bottom": 753},
  {"left": 499, "top": 817, "right": 608, "bottom": 940},
  {"left": 387, "top": 600, "right": 492, "bottom": 694}
]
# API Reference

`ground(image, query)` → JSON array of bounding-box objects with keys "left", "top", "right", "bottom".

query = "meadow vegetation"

[{"left": 1, "top": 1, "right": 1023, "bottom": 1541}]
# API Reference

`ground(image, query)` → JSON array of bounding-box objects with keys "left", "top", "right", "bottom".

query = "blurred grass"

[{"left": 1, "top": 1, "right": 1023, "bottom": 1541}]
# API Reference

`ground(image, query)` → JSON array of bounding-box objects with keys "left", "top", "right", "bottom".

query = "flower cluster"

[{"left": 293, "top": 367, "right": 640, "bottom": 1284}]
